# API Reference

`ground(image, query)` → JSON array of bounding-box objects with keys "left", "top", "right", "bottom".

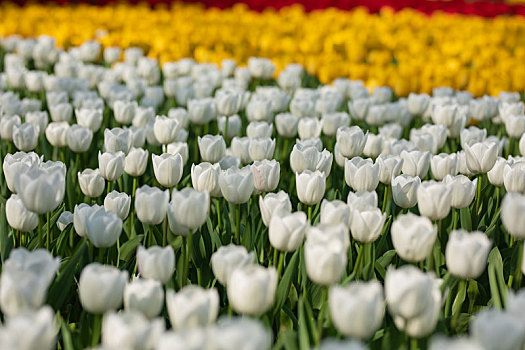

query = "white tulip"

[
  {"left": 329, "top": 281, "right": 385, "bottom": 339},
  {"left": 104, "top": 191, "right": 131, "bottom": 221},
  {"left": 344, "top": 157, "right": 380, "bottom": 192},
  {"left": 67, "top": 124, "right": 93, "bottom": 153},
  {"left": 79, "top": 263, "right": 128, "bottom": 314},
  {"left": 12, "top": 123, "right": 39, "bottom": 152},
  {"left": 443, "top": 175, "right": 477, "bottom": 209},
  {"left": 135, "top": 185, "right": 169, "bottom": 225},
  {"left": 501, "top": 192, "right": 525, "bottom": 239},
  {"left": 219, "top": 166, "right": 254, "bottom": 204},
  {"left": 445, "top": 229, "right": 491, "bottom": 279},
  {"left": 104, "top": 127, "right": 132, "bottom": 155},
  {"left": 417, "top": 181, "right": 452, "bottom": 221},
  {"left": 251, "top": 159, "right": 280, "bottom": 193},
  {"left": 211, "top": 244, "right": 255, "bottom": 286},
  {"left": 391, "top": 213, "right": 437, "bottom": 262},
  {"left": 401, "top": 150, "right": 431, "bottom": 179},
  {"left": 199, "top": 134, "right": 226, "bottom": 163},
  {"left": 152, "top": 153, "right": 184, "bottom": 188},
  {"left": 78, "top": 168, "right": 105, "bottom": 198},
  {"left": 269, "top": 211, "right": 308, "bottom": 252},
  {"left": 296, "top": 170, "right": 326, "bottom": 205},
  {"left": 14, "top": 167, "right": 65, "bottom": 214},
  {"left": 191, "top": 162, "right": 221, "bottom": 197},
  {"left": 227, "top": 264, "right": 277, "bottom": 315},
  {"left": 124, "top": 147, "right": 149, "bottom": 177},
  {"left": 137, "top": 245, "right": 175, "bottom": 284},
  {"left": 5, "top": 194, "right": 38, "bottom": 232},
  {"left": 166, "top": 285, "right": 219, "bottom": 329}
]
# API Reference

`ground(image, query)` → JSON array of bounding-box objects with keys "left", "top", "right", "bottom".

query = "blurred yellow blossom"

[{"left": 1, "top": 2, "right": 524, "bottom": 96}]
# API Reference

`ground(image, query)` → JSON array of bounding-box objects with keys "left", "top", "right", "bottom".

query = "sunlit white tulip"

[
  {"left": 78, "top": 168, "right": 105, "bottom": 198},
  {"left": 104, "top": 191, "right": 131, "bottom": 221},
  {"left": 124, "top": 147, "right": 149, "bottom": 177},
  {"left": 79, "top": 263, "right": 128, "bottom": 314},
  {"left": 152, "top": 153, "right": 184, "bottom": 188},
  {"left": 137, "top": 245, "right": 175, "bottom": 284},
  {"left": 391, "top": 213, "right": 437, "bottom": 262},
  {"left": 417, "top": 181, "right": 452, "bottom": 221},
  {"left": 296, "top": 170, "right": 326, "bottom": 205},
  {"left": 166, "top": 285, "right": 219, "bottom": 329},
  {"left": 445, "top": 229, "right": 491, "bottom": 279}
]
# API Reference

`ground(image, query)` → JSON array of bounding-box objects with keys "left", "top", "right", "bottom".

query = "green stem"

[
  {"left": 98, "top": 247, "right": 105, "bottom": 264},
  {"left": 475, "top": 175, "right": 482, "bottom": 228},
  {"left": 452, "top": 208, "right": 459, "bottom": 230},
  {"left": 107, "top": 181, "right": 112, "bottom": 196},
  {"left": 46, "top": 211, "right": 51, "bottom": 251},
  {"left": 182, "top": 232, "right": 193, "bottom": 287},
  {"left": 91, "top": 314, "right": 102, "bottom": 346},
  {"left": 277, "top": 251, "right": 285, "bottom": 279},
  {"left": 162, "top": 217, "right": 167, "bottom": 247},
  {"left": 281, "top": 137, "right": 289, "bottom": 162},
  {"left": 410, "top": 338, "right": 418, "bottom": 350},
  {"left": 451, "top": 279, "right": 467, "bottom": 330},
  {"left": 223, "top": 116, "right": 229, "bottom": 141},
  {"left": 215, "top": 199, "right": 222, "bottom": 233},
  {"left": 513, "top": 240, "right": 523, "bottom": 290},
  {"left": 381, "top": 185, "right": 390, "bottom": 213},
  {"left": 316, "top": 287, "right": 328, "bottom": 344},
  {"left": 235, "top": 204, "right": 241, "bottom": 244},
  {"left": 38, "top": 215, "right": 43, "bottom": 248},
  {"left": 132, "top": 177, "right": 138, "bottom": 197},
  {"left": 308, "top": 205, "right": 312, "bottom": 224},
  {"left": 352, "top": 243, "right": 365, "bottom": 278}
]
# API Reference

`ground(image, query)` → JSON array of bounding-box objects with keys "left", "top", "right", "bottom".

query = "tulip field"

[{"left": 1, "top": 1, "right": 525, "bottom": 350}]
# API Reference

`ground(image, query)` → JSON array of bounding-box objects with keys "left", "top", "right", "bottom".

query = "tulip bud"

[
  {"left": 290, "top": 144, "right": 320, "bottom": 173},
  {"left": 49, "top": 102, "right": 72, "bottom": 122},
  {"left": 152, "top": 153, "right": 183, "bottom": 188},
  {"left": 137, "top": 245, "right": 175, "bottom": 284},
  {"left": 329, "top": 281, "right": 385, "bottom": 339},
  {"left": 12, "top": 123, "right": 39, "bottom": 152},
  {"left": 14, "top": 168, "right": 65, "bottom": 214},
  {"left": 211, "top": 244, "right": 255, "bottom": 286},
  {"left": 135, "top": 185, "right": 169, "bottom": 225},
  {"left": 104, "top": 127, "right": 132, "bottom": 155},
  {"left": 350, "top": 207, "right": 386, "bottom": 243},
  {"left": 504, "top": 114, "right": 525, "bottom": 139},
  {"left": 443, "top": 174, "right": 477, "bottom": 209},
  {"left": 376, "top": 154, "right": 403, "bottom": 185},
  {"left": 154, "top": 116, "right": 180, "bottom": 145},
  {"left": 75, "top": 108, "right": 103, "bottom": 133},
  {"left": 123, "top": 278, "right": 164, "bottom": 319},
  {"left": 215, "top": 90, "right": 241, "bottom": 116},
  {"left": 391, "top": 213, "right": 437, "bottom": 262},
  {"left": 124, "top": 147, "right": 149, "bottom": 177},
  {"left": 269, "top": 211, "right": 308, "bottom": 252},
  {"left": 98, "top": 151, "right": 125, "bottom": 182},
  {"left": 167, "top": 141, "right": 189, "bottom": 165},
  {"left": 102, "top": 311, "right": 164, "bottom": 350},
  {"left": 67, "top": 124, "right": 93, "bottom": 153},
  {"left": 296, "top": 170, "right": 326, "bottom": 205},
  {"left": 322, "top": 112, "right": 350, "bottom": 136},
  {"left": 464, "top": 141, "right": 498, "bottom": 174},
  {"left": 251, "top": 159, "right": 280, "bottom": 193},
  {"left": 430, "top": 153, "right": 458, "bottom": 180},
  {"left": 248, "top": 137, "right": 275, "bottom": 162},
  {"left": 501, "top": 192, "right": 525, "bottom": 239},
  {"left": 503, "top": 162, "right": 525, "bottom": 194},
  {"left": 114, "top": 100, "right": 137, "bottom": 125},
  {"left": 166, "top": 285, "right": 219, "bottom": 329},
  {"left": 304, "top": 223, "right": 348, "bottom": 285},
  {"left": 217, "top": 115, "right": 242, "bottom": 139},
  {"left": 470, "top": 309, "right": 525, "bottom": 350},
  {"left": 104, "top": 191, "right": 131, "bottom": 221},
  {"left": 336, "top": 126, "right": 367, "bottom": 158},
  {"left": 247, "top": 121, "right": 273, "bottom": 138},
  {"left": 347, "top": 190, "right": 378, "bottom": 210},
  {"left": 78, "top": 168, "right": 105, "bottom": 198},
  {"left": 407, "top": 93, "right": 430, "bottom": 115},
  {"left": 81, "top": 204, "right": 123, "bottom": 248},
  {"left": 227, "top": 265, "right": 277, "bottom": 315},
  {"left": 363, "top": 133, "right": 384, "bottom": 158},
  {"left": 0, "top": 248, "right": 60, "bottom": 316},
  {"left": 275, "top": 113, "right": 299, "bottom": 138},
  {"left": 45, "top": 121, "right": 69, "bottom": 147},
  {"left": 0, "top": 115, "right": 21, "bottom": 141},
  {"left": 417, "top": 180, "right": 452, "bottom": 220},
  {"left": 445, "top": 229, "right": 491, "bottom": 279},
  {"left": 56, "top": 210, "right": 73, "bottom": 231},
  {"left": 298, "top": 117, "right": 322, "bottom": 139},
  {"left": 188, "top": 98, "right": 217, "bottom": 125},
  {"left": 219, "top": 166, "right": 254, "bottom": 204},
  {"left": 344, "top": 157, "right": 380, "bottom": 192},
  {"left": 210, "top": 317, "right": 272, "bottom": 350},
  {"left": 259, "top": 191, "right": 292, "bottom": 227},
  {"left": 6, "top": 194, "right": 38, "bottom": 232},
  {"left": 401, "top": 150, "right": 431, "bottom": 178},
  {"left": 386, "top": 265, "right": 442, "bottom": 338},
  {"left": 320, "top": 199, "right": 350, "bottom": 227},
  {"left": 191, "top": 162, "right": 221, "bottom": 197},
  {"left": 79, "top": 263, "right": 128, "bottom": 314},
  {"left": 198, "top": 134, "right": 226, "bottom": 163},
  {"left": 169, "top": 187, "right": 210, "bottom": 231},
  {"left": 73, "top": 203, "right": 91, "bottom": 237}
]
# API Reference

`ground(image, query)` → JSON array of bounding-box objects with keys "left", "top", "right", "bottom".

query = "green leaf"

[
  {"left": 119, "top": 234, "right": 144, "bottom": 262},
  {"left": 297, "top": 297, "right": 310, "bottom": 350},
  {"left": 274, "top": 250, "right": 299, "bottom": 316},
  {"left": 57, "top": 312, "right": 75, "bottom": 350},
  {"left": 0, "top": 203, "right": 12, "bottom": 263},
  {"left": 460, "top": 207, "right": 472, "bottom": 231},
  {"left": 47, "top": 242, "right": 88, "bottom": 310}
]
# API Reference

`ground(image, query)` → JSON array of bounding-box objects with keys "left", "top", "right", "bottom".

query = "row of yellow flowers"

[{"left": 1, "top": 3, "right": 524, "bottom": 96}]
